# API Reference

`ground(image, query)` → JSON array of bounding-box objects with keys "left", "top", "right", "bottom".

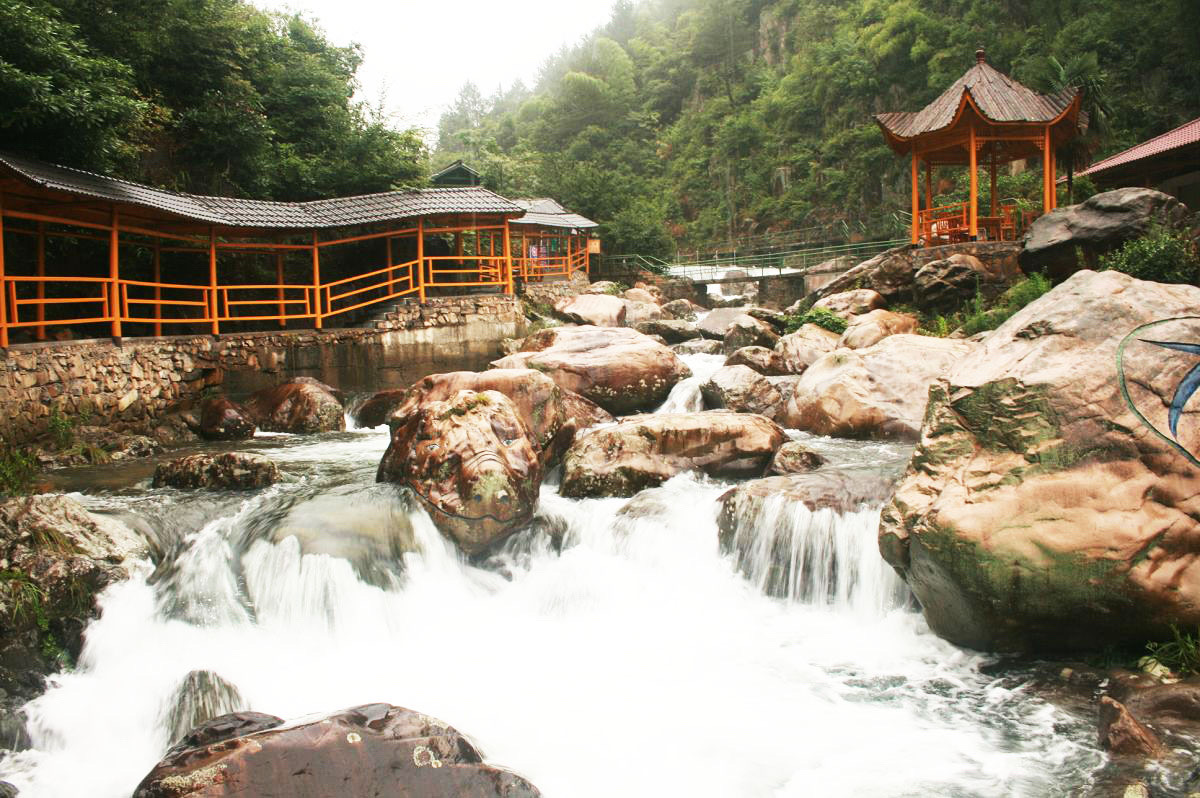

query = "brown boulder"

[
  {"left": 553, "top": 293, "right": 626, "bottom": 326},
  {"left": 661, "top": 298, "right": 705, "bottom": 321},
  {"left": 378, "top": 369, "right": 612, "bottom": 466},
  {"left": 1098, "top": 697, "right": 1163, "bottom": 757},
  {"left": 770, "top": 442, "right": 827, "bottom": 474},
  {"left": 491, "top": 326, "right": 691, "bottom": 415},
  {"left": 812, "top": 289, "right": 886, "bottom": 319},
  {"left": 377, "top": 390, "right": 540, "bottom": 554},
  {"left": 879, "top": 270, "right": 1200, "bottom": 653},
  {"left": 773, "top": 324, "right": 842, "bottom": 375},
  {"left": 838, "top": 309, "right": 919, "bottom": 349},
  {"left": 133, "top": 704, "right": 541, "bottom": 798},
  {"left": 634, "top": 319, "right": 701, "bottom": 343},
  {"left": 352, "top": 388, "right": 407, "bottom": 429},
  {"left": 913, "top": 253, "right": 1023, "bottom": 314},
  {"left": 697, "top": 307, "right": 752, "bottom": 339},
  {"left": 197, "top": 396, "right": 255, "bottom": 440},
  {"left": 701, "top": 365, "right": 784, "bottom": 417},
  {"left": 725, "top": 345, "right": 787, "bottom": 376},
  {"left": 153, "top": 453, "right": 280, "bottom": 490},
  {"left": 244, "top": 377, "right": 345, "bottom": 434},
  {"left": 561, "top": 411, "right": 786, "bottom": 498},
  {"left": 781, "top": 334, "right": 975, "bottom": 440},
  {"left": 622, "top": 299, "right": 664, "bottom": 325},
  {"left": 673, "top": 338, "right": 724, "bottom": 356},
  {"left": 723, "top": 315, "right": 779, "bottom": 354},
  {"left": 623, "top": 287, "right": 658, "bottom": 304}
]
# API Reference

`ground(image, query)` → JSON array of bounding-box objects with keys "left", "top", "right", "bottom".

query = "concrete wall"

[{"left": 1, "top": 294, "right": 525, "bottom": 445}]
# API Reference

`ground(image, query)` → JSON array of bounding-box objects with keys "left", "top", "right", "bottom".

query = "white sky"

[{"left": 252, "top": 0, "right": 619, "bottom": 138}]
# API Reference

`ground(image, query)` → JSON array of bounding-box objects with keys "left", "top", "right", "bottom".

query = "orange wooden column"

[
  {"left": 566, "top": 233, "right": 573, "bottom": 275},
  {"left": 1042, "top": 126, "right": 1052, "bottom": 213},
  {"left": 208, "top": 228, "right": 219, "bottom": 335},
  {"left": 416, "top": 218, "right": 426, "bottom": 302},
  {"left": 910, "top": 149, "right": 920, "bottom": 245},
  {"left": 35, "top": 222, "right": 46, "bottom": 341},
  {"left": 152, "top": 244, "right": 163, "bottom": 337},
  {"left": 968, "top": 125, "right": 978, "bottom": 238},
  {"left": 503, "top": 219, "right": 514, "bottom": 295},
  {"left": 109, "top": 209, "right": 122, "bottom": 339},
  {"left": 0, "top": 192, "right": 7, "bottom": 349},
  {"left": 311, "top": 231, "right": 322, "bottom": 329}
]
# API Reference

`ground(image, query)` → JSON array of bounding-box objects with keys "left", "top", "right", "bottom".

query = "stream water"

[{"left": 0, "top": 353, "right": 1113, "bottom": 797}]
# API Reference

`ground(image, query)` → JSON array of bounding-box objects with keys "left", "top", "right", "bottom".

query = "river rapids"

[{"left": 0, "top": 354, "right": 1110, "bottom": 797}]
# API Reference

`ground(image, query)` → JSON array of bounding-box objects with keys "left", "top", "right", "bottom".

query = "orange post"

[
  {"left": 311, "top": 230, "right": 322, "bottom": 329},
  {"left": 503, "top": 219, "right": 514, "bottom": 295},
  {"left": 152, "top": 244, "right": 163, "bottom": 337},
  {"left": 35, "top": 222, "right": 45, "bottom": 340},
  {"left": 1043, "top": 127, "right": 1052, "bottom": 213},
  {"left": 968, "top": 126, "right": 978, "bottom": 239},
  {"left": 275, "top": 252, "right": 286, "bottom": 327},
  {"left": 417, "top": 218, "right": 426, "bottom": 301},
  {"left": 208, "top": 228, "right": 219, "bottom": 335},
  {"left": 910, "top": 150, "right": 920, "bottom": 244},
  {"left": 110, "top": 209, "right": 122, "bottom": 339},
  {"left": 1049, "top": 144, "right": 1057, "bottom": 210},
  {"left": 0, "top": 192, "right": 7, "bottom": 349}
]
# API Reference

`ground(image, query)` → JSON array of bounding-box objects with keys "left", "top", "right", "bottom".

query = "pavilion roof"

[
  {"left": 0, "top": 152, "right": 523, "bottom": 230},
  {"left": 875, "top": 50, "right": 1078, "bottom": 144},
  {"left": 510, "top": 198, "right": 598, "bottom": 229}
]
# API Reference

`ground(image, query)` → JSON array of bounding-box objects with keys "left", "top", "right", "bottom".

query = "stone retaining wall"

[
  {"left": 1, "top": 295, "right": 524, "bottom": 445},
  {"left": 519, "top": 272, "right": 590, "bottom": 308}
]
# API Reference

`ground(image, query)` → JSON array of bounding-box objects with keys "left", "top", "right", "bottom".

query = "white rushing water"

[
  {"left": 0, "top": 421, "right": 1104, "bottom": 797},
  {"left": 657, "top": 353, "right": 727, "bottom": 412}
]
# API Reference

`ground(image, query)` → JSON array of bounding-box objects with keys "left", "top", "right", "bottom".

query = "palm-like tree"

[{"left": 1036, "top": 52, "right": 1113, "bottom": 204}]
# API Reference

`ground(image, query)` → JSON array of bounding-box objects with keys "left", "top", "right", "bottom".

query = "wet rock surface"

[
  {"left": 492, "top": 326, "right": 691, "bottom": 415},
  {"left": 781, "top": 334, "right": 974, "bottom": 440},
  {"left": 133, "top": 703, "right": 541, "bottom": 798},
  {"left": 378, "top": 389, "right": 541, "bottom": 554},
  {"left": 769, "top": 441, "right": 827, "bottom": 474},
  {"left": 197, "top": 397, "right": 256, "bottom": 441},
  {"left": 880, "top": 270, "right": 1200, "bottom": 653},
  {"left": 561, "top": 411, "right": 785, "bottom": 498},
  {"left": 1098, "top": 697, "right": 1162, "bottom": 757},
  {"left": 153, "top": 453, "right": 280, "bottom": 491},
  {"left": 244, "top": 377, "right": 345, "bottom": 434}
]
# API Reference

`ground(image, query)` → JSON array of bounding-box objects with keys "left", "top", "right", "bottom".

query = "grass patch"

[
  {"left": 783, "top": 306, "right": 848, "bottom": 335},
  {"left": 1145, "top": 624, "right": 1200, "bottom": 676},
  {"left": 916, "top": 274, "right": 1054, "bottom": 338}
]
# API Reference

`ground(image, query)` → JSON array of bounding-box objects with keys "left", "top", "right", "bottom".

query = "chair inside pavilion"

[{"left": 875, "top": 49, "right": 1083, "bottom": 247}]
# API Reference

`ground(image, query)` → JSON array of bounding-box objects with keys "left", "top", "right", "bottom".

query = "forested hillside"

[
  {"left": 0, "top": 0, "right": 425, "bottom": 199},
  {"left": 435, "top": 0, "right": 1200, "bottom": 254}
]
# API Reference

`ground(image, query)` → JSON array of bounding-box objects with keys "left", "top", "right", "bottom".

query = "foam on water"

[
  {"left": 0, "top": 427, "right": 1104, "bottom": 798},
  {"left": 656, "top": 353, "right": 727, "bottom": 413}
]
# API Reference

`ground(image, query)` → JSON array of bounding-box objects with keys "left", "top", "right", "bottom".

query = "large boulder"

[
  {"left": 813, "top": 246, "right": 919, "bottom": 304},
  {"left": 838, "top": 309, "right": 918, "bottom": 349},
  {"left": 244, "top": 377, "right": 344, "bottom": 434},
  {"left": 811, "top": 289, "right": 886, "bottom": 319},
  {"left": 623, "top": 287, "right": 658, "bottom": 304},
  {"left": 153, "top": 453, "right": 280, "bottom": 491},
  {"left": 352, "top": 388, "right": 407, "bottom": 429},
  {"left": 0, "top": 496, "right": 141, "bottom": 696},
  {"left": 723, "top": 315, "right": 779, "bottom": 354},
  {"left": 561, "top": 412, "right": 786, "bottom": 498},
  {"left": 774, "top": 324, "right": 841, "bottom": 375},
  {"left": 491, "top": 326, "right": 691, "bottom": 415},
  {"left": 672, "top": 338, "right": 724, "bottom": 356},
  {"left": 697, "top": 307, "right": 752, "bottom": 339},
  {"left": 197, "top": 396, "right": 255, "bottom": 441},
  {"left": 780, "top": 334, "right": 976, "bottom": 440},
  {"left": 879, "top": 270, "right": 1200, "bottom": 653},
  {"left": 378, "top": 390, "right": 540, "bottom": 554},
  {"left": 375, "top": 369, "right": 611, "bottom": 466},
  {"left": 585, "top": 280, "right": 619, "bottom": 294},
  {"left": 769, "top": 442, "right": 827, "bottom": 474},
  {"left": 621, "top": 299, "right": 664, "bottom": 325},
  {"left": 661, "top": 298, "right": 705, "bottom": 321},
  {"left": 701, "top": 365, "right": 784, "bottom": 417},
  {"left": 1020, "top": 188, "right": 1192, "bottom": 279},
  {"left": 913, "top": 253, "right": 1023, "bottom": 313},
  {"left": 133, "top": 704, "right": 541, "bottom": 798},
  {"left": 633, "top": 319, "right": 701, "bottom": 343},
  {"left": 553, "top": 293, "right": 626, "bottom": 326},
  {"left": 725, "top": 345, "right": 787, "bottom": 376}
]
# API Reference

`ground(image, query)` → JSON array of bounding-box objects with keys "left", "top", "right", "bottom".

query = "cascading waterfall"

[
  {"left": 656, "top": 353, "right": 726, "bottom": 412},
  {"left": 0, "top": 419, "right": 1106, "bottom": 798}
]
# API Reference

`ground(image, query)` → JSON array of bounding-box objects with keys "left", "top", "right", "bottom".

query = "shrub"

[
  {"left": 784, "top": 306, "right": 848, "bottom": 335},
  {"left": 958, "top": 273, "right": 1053, "bottom": 336},
  {"left": 1100, "top": 227, "right": 1200, "bottom": 285},
  {"left": 0, "top": 446, "right": 39, "bottom": 496}
]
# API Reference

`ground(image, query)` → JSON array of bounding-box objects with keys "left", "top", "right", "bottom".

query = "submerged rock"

[
  {"left": 491, "top": 326, "right": 691, "bottom": 415},
  {"left": 561, "top": 411, "right": 785, "bottom": 498},
  {"left": 197, "top": 396, "right": 256, "bottom": 441},
  {"left": 879, "top": 270, "right": 1200, "bottom": 653},
  {"left": 153, "top": 453, "right": 280, "bottom": 491},
  {"left": 134, "top": 703, "right": 541, "bottom": 798},
  {"left": 377, "top": 390, "right": 541, "bottom": 554},
  {"left": 244, "top": 377, "right": 345, "bottom": 434}
]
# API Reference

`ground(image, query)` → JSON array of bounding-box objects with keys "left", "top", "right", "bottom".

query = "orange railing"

[
  {"left": 425, "top": 255, "right": 509, "bottom": 290},
  {"left": 322, "top": 259, "right": 420, "bottom": 320},
  {"left": 4, "top": 275, "right": 113, "bottom": 335}
]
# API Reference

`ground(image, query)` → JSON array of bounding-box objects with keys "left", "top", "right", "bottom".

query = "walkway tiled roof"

[
  {"left": 876, "top": 51, "right": 1077, "bottom": 141},
  {"left": 1079, "top": 117, "right": 1200, "bottom": 177},
  {"left": 511, "top": 198, "right": 598, "bottom": 229},
  {"left": 0, "top": 152, "right": 522, "bottom": 229}
]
